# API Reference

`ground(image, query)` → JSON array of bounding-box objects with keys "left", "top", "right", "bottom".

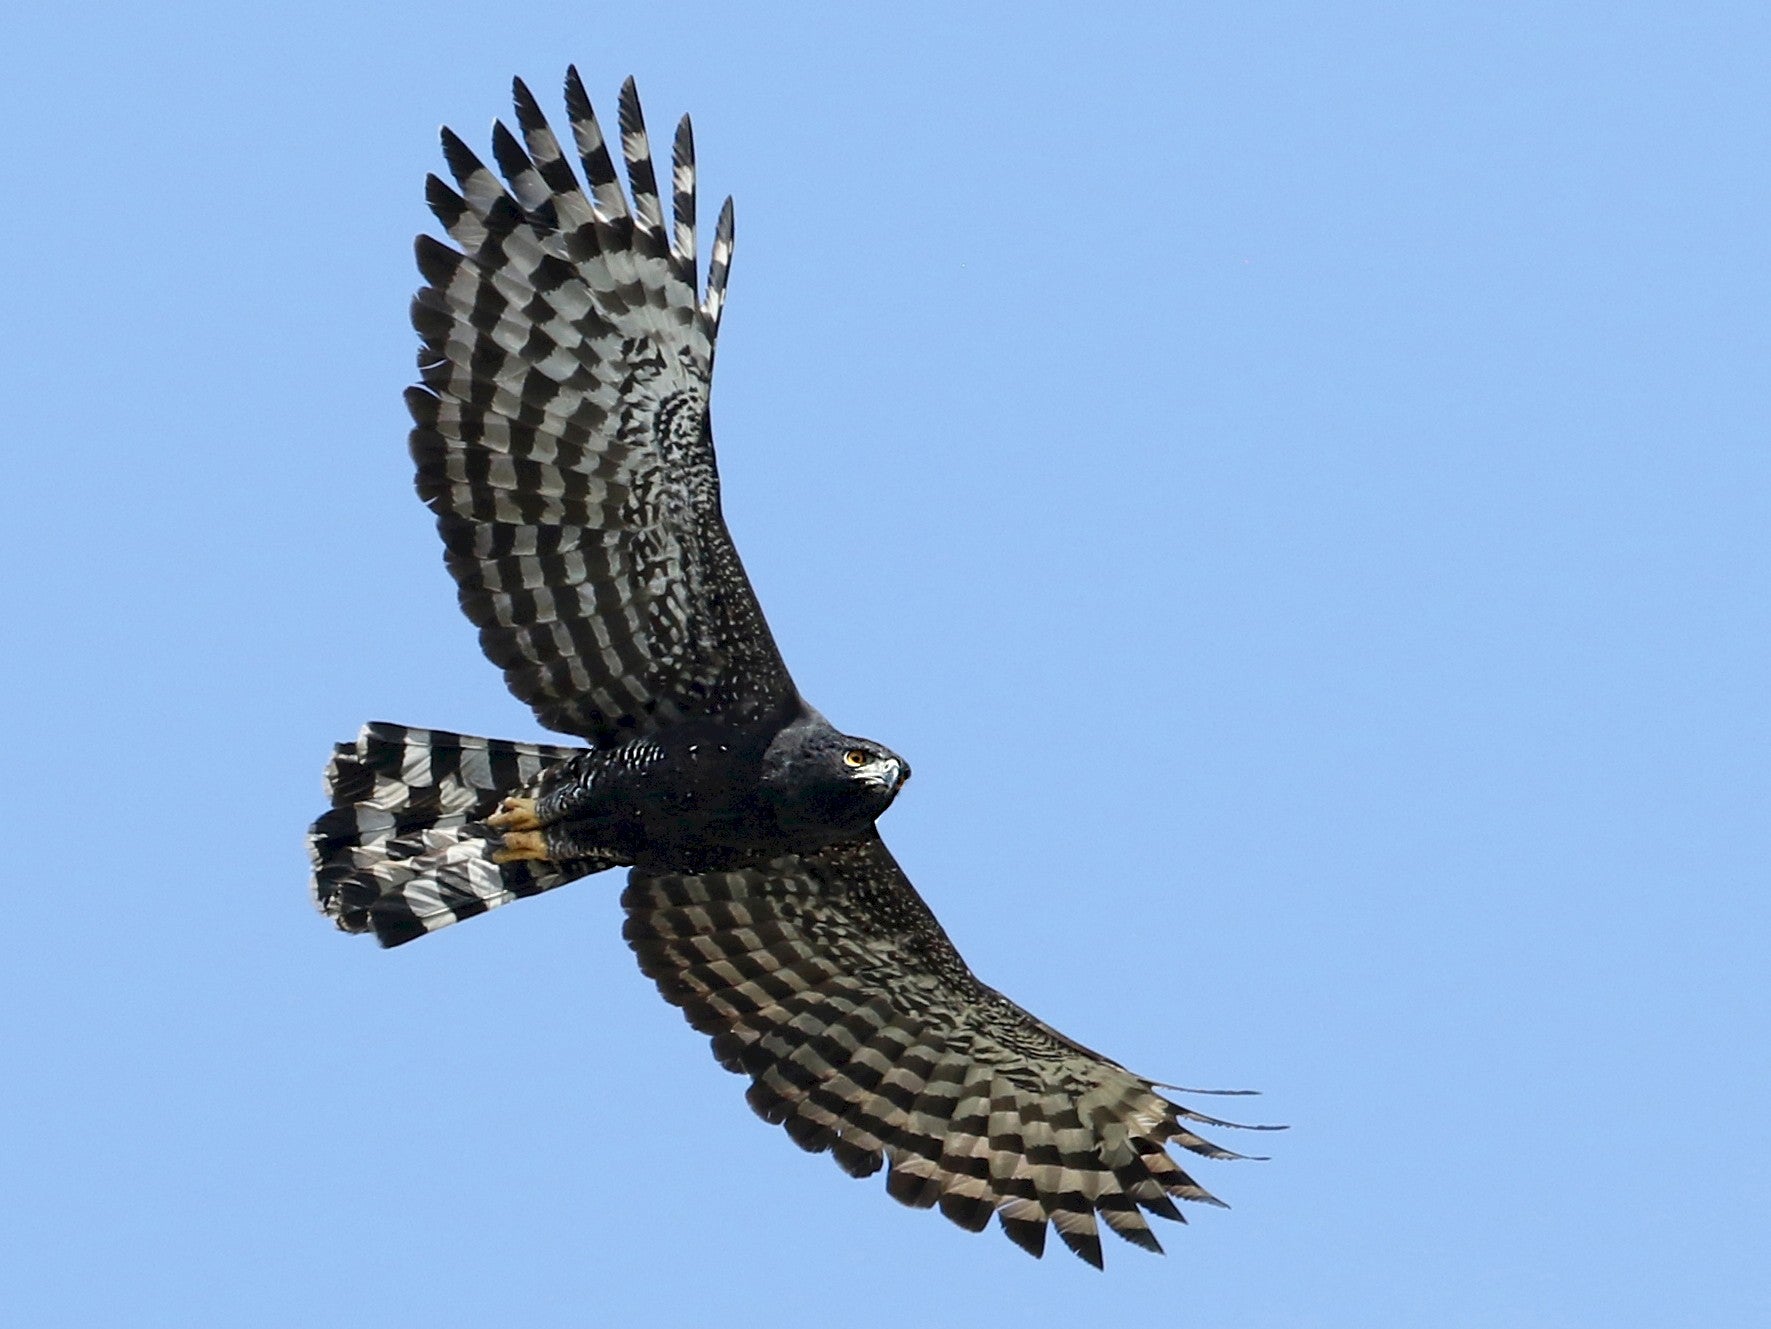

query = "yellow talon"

[
  {"left": 491, "top": 830, "right": 550, "bottom": 863},
  {"left": 487, "top": 797, "right": 541, "bottom": 831}
]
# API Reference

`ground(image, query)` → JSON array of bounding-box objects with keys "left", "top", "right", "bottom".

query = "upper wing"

[
  {"left": 623, "top": 834, "right": 1266, "bottom": 1267},
  {"left": 408, "top": 71, "right": 795, "bottom": 744}
]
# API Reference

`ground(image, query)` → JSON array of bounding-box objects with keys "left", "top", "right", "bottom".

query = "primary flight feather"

[{"left": 309, "top": 70, "right": 1266, "bottom": 1268}]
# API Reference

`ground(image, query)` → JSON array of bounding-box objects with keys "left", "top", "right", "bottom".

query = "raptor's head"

[{"left": 762, "top": 714, "right": 911, "bottom": 841}]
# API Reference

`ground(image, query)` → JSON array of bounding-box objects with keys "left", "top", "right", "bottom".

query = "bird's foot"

[
  {"left": 491, "top": 830, "right": 551, "bottom": 864},
  {"left": 487, "top": 797, "right": 541, "bottom": 831}
]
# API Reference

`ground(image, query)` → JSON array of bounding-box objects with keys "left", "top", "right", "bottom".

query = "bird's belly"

[
  {"left": 630, "top": 788, "right": 778, "bottom": 864},
  {"left": 539, "top": 757, "right": 781, "bottom": 871},
  {"left": 535, "top": 724, "right": 872, "bottom": 871}
]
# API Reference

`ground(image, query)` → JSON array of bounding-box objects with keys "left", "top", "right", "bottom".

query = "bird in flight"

[{"left": 309, "top": 69, "right": 1268, "bottom": 1268}]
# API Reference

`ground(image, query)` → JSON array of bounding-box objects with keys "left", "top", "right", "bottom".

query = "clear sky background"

[{"left": 4, "top": 3, "right": 1767, "bottom": 1325}]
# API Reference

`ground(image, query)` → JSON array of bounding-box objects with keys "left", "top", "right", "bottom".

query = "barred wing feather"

[
  {"left": 409, "top": 71, "right": 791, "bottom": 744},
  {"left": 623, "top": 833, "right": 1257, "bottom": 1267}
]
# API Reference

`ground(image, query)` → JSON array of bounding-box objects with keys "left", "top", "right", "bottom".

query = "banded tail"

[{"left": 309, "top": 723, "right": 606, "bottom": 946}]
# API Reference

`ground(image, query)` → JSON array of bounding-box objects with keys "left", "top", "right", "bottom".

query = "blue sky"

[{"left": 5, "top": 3, "right": 1767, "bottom": 1325}]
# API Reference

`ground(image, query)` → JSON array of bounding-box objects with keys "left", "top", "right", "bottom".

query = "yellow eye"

[{"left": 843, "top": 748, "right": 869, "bottom": 768}]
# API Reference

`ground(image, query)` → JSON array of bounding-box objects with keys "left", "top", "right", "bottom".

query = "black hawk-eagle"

[{"left": 308, "top": 70, "right": 1269, "bottom": 1268}]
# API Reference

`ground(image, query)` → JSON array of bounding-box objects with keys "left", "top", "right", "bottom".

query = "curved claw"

[
  {"left": 487, "top": 797, "right": 541, "bottom": 831},
  {"left": 491, "top": 830, "right": 551, "bottom": 863}
]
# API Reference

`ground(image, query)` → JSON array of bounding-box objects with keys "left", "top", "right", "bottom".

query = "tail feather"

[{"left": 310, "top": 722, "right": 606, "bottom": 947}]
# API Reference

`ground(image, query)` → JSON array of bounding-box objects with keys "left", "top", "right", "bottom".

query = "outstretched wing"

[
  {"left": 623, "top": 834, "right": 1264, "bottom": 1267},
  {"left": 409, "top": 71, "right": 794, "bottom": 744}
]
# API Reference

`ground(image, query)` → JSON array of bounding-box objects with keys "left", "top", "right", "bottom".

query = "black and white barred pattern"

[
  {"left": 411, "top": 71, "right": 794, "bottom": 745},
  {"left": 312, "top": 74, "right": 1269, "bottom": 1267},
  {"left": 626, "top": 834, "right": 1264, "bottom": 1267},
  {"left": 310, "top": 723, "right": 595, "bottom": 946}
]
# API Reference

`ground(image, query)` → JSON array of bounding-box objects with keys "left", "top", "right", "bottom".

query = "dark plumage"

[
  {"left": 511, "top": 711, "right": 908, "bottom": 871},
  {"left": 308, "top": 71, "right": 1270, "bottom": 1267}
]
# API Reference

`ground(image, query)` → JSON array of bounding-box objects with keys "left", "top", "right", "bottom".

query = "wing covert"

[
  {"left": 408, "top": 71, "right": 792, "bottom": 744},
  {"left": 622, "top": 834, "right": 1262, "bottom": 1267}
]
